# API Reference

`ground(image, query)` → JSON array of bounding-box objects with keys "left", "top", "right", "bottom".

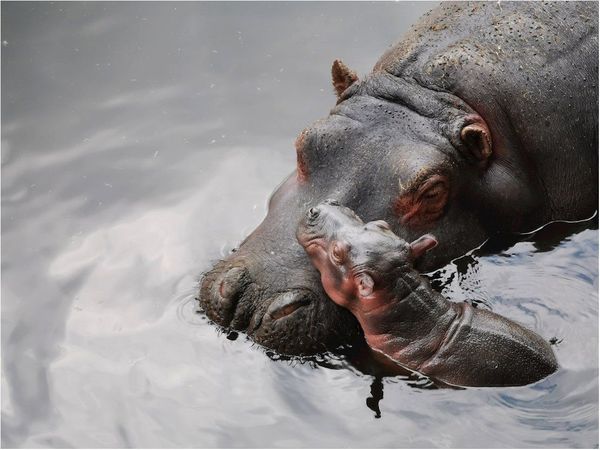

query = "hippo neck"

[{"left": 355, "top": 267, "right": 459, "bottom": 369}]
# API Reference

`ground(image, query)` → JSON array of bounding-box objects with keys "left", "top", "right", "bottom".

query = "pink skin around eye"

[{"left": 394, "top": 174, "right": 449, "bottom": 228}]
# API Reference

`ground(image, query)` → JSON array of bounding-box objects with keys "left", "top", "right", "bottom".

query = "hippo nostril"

[
  {"left": 201, "top": 265, "right": 252, "bottom": 327},
  {"left": 270, "top": 300, "right": 307, "bottom": 320},
  {"left": 308, "top": 207, "right": 320, "bottom": 221},
  {"left": 219, "top": 266, "right": 249, "bottom": 299},
  {"left": 266, "top": 290, "right": 313, "bottom": 321}
]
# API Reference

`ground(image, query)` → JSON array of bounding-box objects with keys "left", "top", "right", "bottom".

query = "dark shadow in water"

[{"left": 366, "top": 376, "right": 383, "bottom": 418}]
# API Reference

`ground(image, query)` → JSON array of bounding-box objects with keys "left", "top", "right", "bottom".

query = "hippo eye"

[
  {"left": 394, "top": 174, "right": 449, "bottom": 228},
  {"left": 418, "top": 178, "right": 447, "bottom": 204},
  {"left": 330, "top": 241, "right": 349, "bottom": 265}
]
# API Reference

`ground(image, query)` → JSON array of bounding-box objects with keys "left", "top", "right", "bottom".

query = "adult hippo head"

[{"left": 200, "top": 2, "right": 598, "bottom": 355}]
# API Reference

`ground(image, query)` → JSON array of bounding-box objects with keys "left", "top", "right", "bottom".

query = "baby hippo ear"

[
  {"left": 357, "top": 273, "right": 374, "bottom": 298},
  {"left": 409, "top": 234, "right": 438, "bottom": 260}
]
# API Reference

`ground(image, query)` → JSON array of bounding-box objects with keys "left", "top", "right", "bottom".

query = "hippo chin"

[
  {"left": 200, "top": 2, "right": 598, "bottom": 355},
  {"left": 297, "top": 201, "right": 558, "bottom": 387}
]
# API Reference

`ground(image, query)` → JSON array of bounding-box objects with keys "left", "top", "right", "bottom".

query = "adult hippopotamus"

[
  {"left": 200, "top": 2, "right": 598, "bottom": 355},
  {"left": 297, "top": 200, "right": 558, "bottom": 386}
]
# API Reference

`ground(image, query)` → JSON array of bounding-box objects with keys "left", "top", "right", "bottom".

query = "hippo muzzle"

[
  {"left": 199, "top": 183, "right": 362, "bottom": 355},
  {"left": 199, "top": 251, "right": 361, "bottom": 355}
]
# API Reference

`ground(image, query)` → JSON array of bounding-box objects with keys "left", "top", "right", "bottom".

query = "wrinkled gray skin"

[
  {"left": 200, "top": 2, "right": 598, "bottom": 355},
  {"left": 297, "top": 200, "right": 558, "bottom": 387}
]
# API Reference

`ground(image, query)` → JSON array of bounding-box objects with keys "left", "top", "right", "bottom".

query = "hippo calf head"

[
  {"left": 200, "top": 61, "right": 502, "bottom": 355},
  {"left": 296, "top": 200, "right": 438, "bottom": 313}
]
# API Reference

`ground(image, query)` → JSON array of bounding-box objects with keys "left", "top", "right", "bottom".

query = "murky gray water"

[{"left": 2, "top": 2, "right": 598, "bottom": 448}]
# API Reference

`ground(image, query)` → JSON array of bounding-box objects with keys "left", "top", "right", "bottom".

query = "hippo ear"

[
  {"left": 409, "top": 234, "right": 438, "bottom": 260},
  {"left": 357, "top": 273, "right": 374, "bottom": 298},
  {"left": 332, "top": 59, "right": 358, "bottom": 99},
  {"left": 460, "top": 121, "right": 492, "bottom": 169}
]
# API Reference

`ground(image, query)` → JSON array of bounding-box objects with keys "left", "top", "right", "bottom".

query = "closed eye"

[
  {"left": 417, "top": 176, "right": 448, "bottom": 204},
  {"left": 370, "top": 220, "right": 391, "bottom": 231},
  {"left": 420, "top": 183, "right": 445, "bottom": 200},
  {"left": 394, "top": 173, "right": 449, "bottom": 228},
  {"left": 330, "top": 241, "right": 350, "bottom": 265}
]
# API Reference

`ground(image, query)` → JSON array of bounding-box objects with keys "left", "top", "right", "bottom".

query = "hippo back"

[{"left": 375, "top": 1, "right": 598, "bottom": 221}]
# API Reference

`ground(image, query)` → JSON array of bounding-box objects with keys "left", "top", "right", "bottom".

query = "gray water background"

[{"left": 2, "top": 2, "right": 598, "bottom": 447}]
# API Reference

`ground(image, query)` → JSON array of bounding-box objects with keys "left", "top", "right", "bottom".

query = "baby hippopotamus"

[{"left": 296, "top": 200, "right": 558, "bottom": 387}]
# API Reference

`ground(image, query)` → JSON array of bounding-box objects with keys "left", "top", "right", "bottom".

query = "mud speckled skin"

[
  {"left": 374, "top": 1, "right": 598, "bottom": 223},
  {"left": 200, "top": 2, "right": 598, "bottom": 355}
]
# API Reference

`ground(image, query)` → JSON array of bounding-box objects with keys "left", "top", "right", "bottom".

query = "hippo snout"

[
  {"left": 200, "top": 259, "right": 314, "bottom": 329},
  {"left": 199, "top": 251, "right": 361, "bottom": 354},
  {"left": 265, "top": 290, "right": 314, "bottom": 321},
  {"left": 200, "top": 262, "right": 251, "bottom": 328}
]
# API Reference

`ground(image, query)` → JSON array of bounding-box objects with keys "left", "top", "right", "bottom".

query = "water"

[{"left": 2, "top": 2, "right": 597, "bottom": 447}]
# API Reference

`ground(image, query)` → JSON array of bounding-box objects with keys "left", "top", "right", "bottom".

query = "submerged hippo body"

[
  {"left": 200, "top": 2, "right": 598, "bottom": 354},
  {"left": 297, "top": 201, "right": 557, "bottom": 387}
]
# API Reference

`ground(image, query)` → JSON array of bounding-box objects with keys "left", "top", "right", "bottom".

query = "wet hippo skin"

[
  {"left": 200, "top": 2, "right": 598, "bottom": 355},
  {"left": 297, "top": 201, "right": 558, "bottom": 387}
]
